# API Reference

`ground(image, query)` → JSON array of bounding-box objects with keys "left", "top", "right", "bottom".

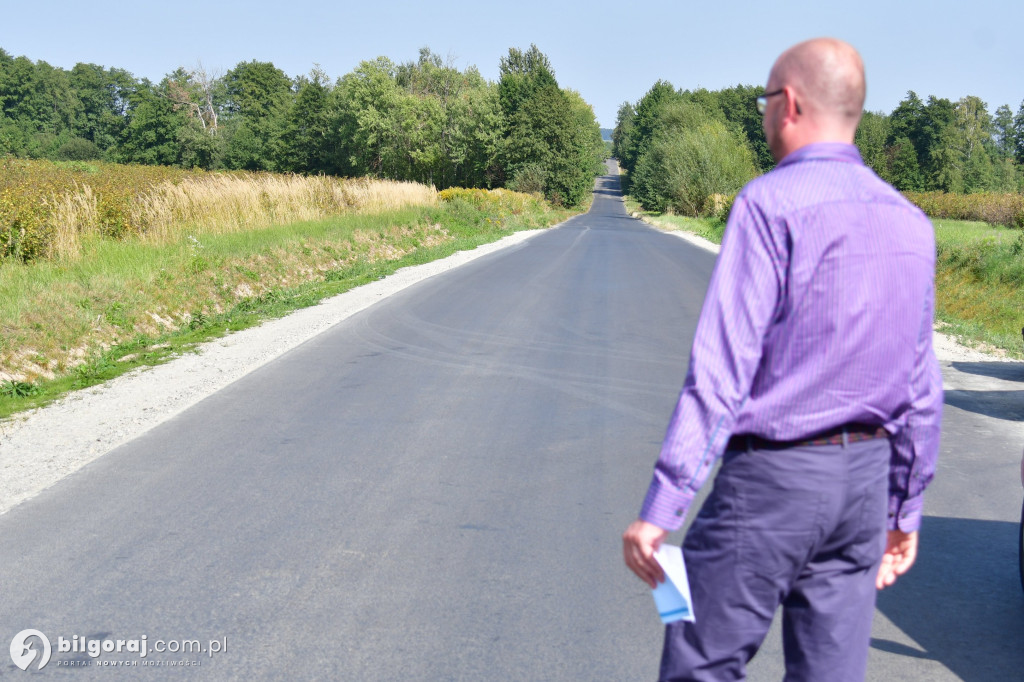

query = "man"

[{"left": 622, "top": 38, "right": 942, "bottom": 681}]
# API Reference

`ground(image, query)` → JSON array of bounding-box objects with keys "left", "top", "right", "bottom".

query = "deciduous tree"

[
  {"left": 992, "top": 104, "right": 1017, "bottom": 159},
  {"left": 855, "top": 111, "right": 889, "bottom": 177},
  {"left": 629, "top": 100, "right": 755, "bottom": 215},
  {"left": 222, "top": 60, "right": 293, "bottom": 171},
  {"left": 276, "top": 67, "right": 334, "bottom": 174}
]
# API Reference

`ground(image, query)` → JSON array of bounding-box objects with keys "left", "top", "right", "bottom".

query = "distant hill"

[{"left": 600, "top": 128, "right": 613, "bottom": 142}]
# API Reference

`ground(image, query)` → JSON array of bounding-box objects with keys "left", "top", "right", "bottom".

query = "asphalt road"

[{"left": 1, "top": 161, "right": 1022, "bottom": 680}]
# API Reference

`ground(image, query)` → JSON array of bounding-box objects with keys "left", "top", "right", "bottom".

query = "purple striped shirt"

[{"left": 640, "top": 142, "right": 943, "bottom": 533}]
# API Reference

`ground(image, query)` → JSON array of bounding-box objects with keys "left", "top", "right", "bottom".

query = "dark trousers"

[{"left": 660, "top": 437, "right": 890, "bottom": 682}]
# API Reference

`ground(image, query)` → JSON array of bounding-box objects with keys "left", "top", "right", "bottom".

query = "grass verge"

[
  {"left": 624, "top": 196, "right": 726, "bottom": 244},
  {"left": 625, "top": 196, "right": 1024, "bottom": 360},
  {"left": 0, "top": 190, "right": 576, "bottom": 419},
  {"left": 931, "top": 219, "right": 1024, "bottom": 358}
]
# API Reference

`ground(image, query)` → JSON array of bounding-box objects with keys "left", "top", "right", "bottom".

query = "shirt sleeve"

[
  {"left": 887, "top": 277, "right": 943, "bottom": 532},
  {"left": 639, "top": 195, "right": 784, "bottom": 530}
]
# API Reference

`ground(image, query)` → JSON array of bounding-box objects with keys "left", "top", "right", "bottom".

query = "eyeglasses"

[{"left": 755, "top": 89, "right": 785, "bottom": 115}]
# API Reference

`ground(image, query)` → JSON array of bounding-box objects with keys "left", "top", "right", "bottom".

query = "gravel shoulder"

[{"left": 2, "top": 222, "right": 1020, "bottom": 518}]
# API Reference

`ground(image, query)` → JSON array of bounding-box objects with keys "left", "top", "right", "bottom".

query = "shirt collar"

[{"left": 776, "top": 142, "right": 864, "bottom": 169}]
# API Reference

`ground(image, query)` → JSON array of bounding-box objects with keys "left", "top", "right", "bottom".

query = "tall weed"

[
  {"left": 905, "top": 191, "right": 1024, "bottom": 228},
  {"left": 0, "top": 159, "right": 438, "bottom": 262}
]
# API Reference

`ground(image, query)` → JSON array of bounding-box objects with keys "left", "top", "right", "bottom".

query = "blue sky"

[{"left": 2, "top": 0, "right": 1021, "bottom": 128}]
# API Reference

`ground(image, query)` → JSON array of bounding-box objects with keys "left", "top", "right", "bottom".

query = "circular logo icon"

[{"left": 10, "top": 630, "right": 51, "bottom": 671}]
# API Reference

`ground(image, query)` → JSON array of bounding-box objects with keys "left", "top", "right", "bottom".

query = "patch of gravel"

[{"left": 0, "top": 230, "right": 544, "bottom": 516}]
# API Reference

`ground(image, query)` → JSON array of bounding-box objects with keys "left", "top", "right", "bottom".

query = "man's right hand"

[{"left": 622, "top": 519, "right": 669, "bottom": 588}]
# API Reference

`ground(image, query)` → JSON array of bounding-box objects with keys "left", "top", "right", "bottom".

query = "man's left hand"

[
  {"left": 876, "top": 530, "right": 918, "bottom": 590},
  {"left": 622, "top": 519, "right": 669, "bottom": 588}
]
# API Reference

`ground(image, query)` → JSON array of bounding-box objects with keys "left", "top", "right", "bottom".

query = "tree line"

[
  {"left": 612, "top": 82, "right": 767, "bottom": 215},
  {"left": 857, "top": 92, "right": 1023, "bottom": 194},
  {"left": 0, "top": 45, "right": 605, "bottom": 206},
  {"left": 614, "top": 81, "right": 1024, "bottom": 216}
]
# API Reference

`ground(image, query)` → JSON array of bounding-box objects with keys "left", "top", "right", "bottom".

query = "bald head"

[{"left": 770, "top": 38, "right": 865, "bottom": 132}]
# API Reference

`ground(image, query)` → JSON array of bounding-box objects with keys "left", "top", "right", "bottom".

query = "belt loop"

[
  {"left": 745, "top": 434, "right": 752, "bottom": 454},
  {"left": 841, "top": 426, "right": 849, "bottom": 448}
]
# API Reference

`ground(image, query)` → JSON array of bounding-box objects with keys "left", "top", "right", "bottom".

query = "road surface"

[{"left": 1, "top": 161, "right": 1021, "bottom": 680}]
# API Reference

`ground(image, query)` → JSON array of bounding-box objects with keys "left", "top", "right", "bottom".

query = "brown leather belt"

[{"left": 726, "top": 423, "right": 888, "bottom": 451}]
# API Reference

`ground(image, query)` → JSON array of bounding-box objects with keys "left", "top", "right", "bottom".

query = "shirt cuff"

[
  {"left": 888, "top": 494, "right": 924, "bottom": 532},
  {"left": 639, "top": 473, "right": 695, "bottom": 532}
]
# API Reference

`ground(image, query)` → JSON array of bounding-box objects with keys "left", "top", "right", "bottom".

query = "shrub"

[
  {"left": 507, "top": 163, "right": 547, "bottom": 195},
  {"left": 710, "top": 193, "right": 737, "bottom": 223},
  {"left": 632, "top": 119, "right": 756, "bottom": 216},
  {"left": 56, "top": 138, "right": 103, "bottom": 161},
  {"left": 437, "top": 187, "right": 545, "bottom": 217}
]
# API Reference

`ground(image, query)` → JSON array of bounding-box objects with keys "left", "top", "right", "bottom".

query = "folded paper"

[{"left": 651, "top": 544, "right": 696, "bottom": 624}]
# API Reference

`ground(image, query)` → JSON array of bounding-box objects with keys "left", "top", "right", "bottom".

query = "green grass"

[
  {"left": 623, "top": 196, "right": 727, "bottom": 244},
  {"left": 933, "top": 220, "right": 1024, "bottom": 358},
  {"left": 0, "top": 197, "right": 576, "bottom": 419},
  {"left": 931, "top": 219, "right": 1011, "bottom": 242},
  {"left": 626, "top": 195, "right": 1024, "bottom": 359}
]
